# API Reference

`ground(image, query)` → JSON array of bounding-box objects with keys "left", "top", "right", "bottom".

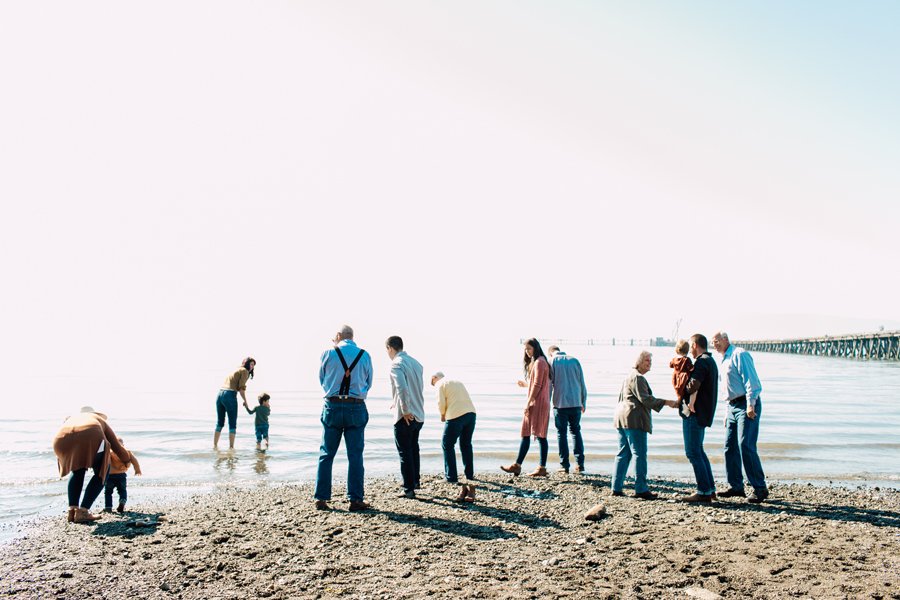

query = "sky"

[{"left": 1, "top": 1, "right": 898, "bottom": 393}]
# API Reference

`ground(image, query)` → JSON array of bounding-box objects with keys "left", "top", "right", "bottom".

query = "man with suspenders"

[{"left": 314, "top": 325, "right": 374, "bottom": 511}]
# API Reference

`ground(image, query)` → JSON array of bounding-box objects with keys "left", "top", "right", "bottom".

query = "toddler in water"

[
  {"left": 245, "top": 393, "right": 271, "bottom": 451},
  {"left": 104, "top": 438, "right": 142, "bottom": 513},
  {"left": 670, "top": 339, "right": 695, "bottom": 417}
]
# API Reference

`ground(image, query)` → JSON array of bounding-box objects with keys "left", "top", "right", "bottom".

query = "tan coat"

[
  {"left": 52, "top": 413, "right": 130, "bottom": 479},
  {"left": 613, "top": 369, "right": 666, "bottom": 434}
]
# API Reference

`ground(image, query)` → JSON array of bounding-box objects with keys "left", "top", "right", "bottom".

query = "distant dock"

[
  {"left": 735, "top": 331, "right": 900, "bottom": 361},
  {"left": 524, "top": 337, "right": 673, "bottom": 347}
]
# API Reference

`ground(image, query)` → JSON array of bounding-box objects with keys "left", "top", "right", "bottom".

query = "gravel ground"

[{"left": 1, "top": 472, "right": 898, "bottom": 599}]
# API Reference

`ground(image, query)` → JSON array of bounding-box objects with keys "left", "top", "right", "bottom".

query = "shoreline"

[{"left": 1, "top": 473, "right": 898, "bottom": 599}]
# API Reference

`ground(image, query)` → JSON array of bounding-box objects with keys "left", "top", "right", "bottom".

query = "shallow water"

[{"left": 1, "top": 345, "right": 898, "bottom": 538}]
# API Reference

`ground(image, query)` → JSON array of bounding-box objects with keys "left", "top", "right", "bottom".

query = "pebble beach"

[{"left": 1, "top": 472, "right": 898, "bottom": 599}]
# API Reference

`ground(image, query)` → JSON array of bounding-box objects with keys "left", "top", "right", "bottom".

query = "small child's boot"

[{"left": 116, "top": 503, "right": 125, "bottom": 513}]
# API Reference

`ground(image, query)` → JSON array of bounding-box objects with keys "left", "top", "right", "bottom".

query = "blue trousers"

[
  {"left": 255, "top": 423, "right": 270, "bottom": 443},
  {"left": 215, "top": 389, "right": 238, "bottom": 433},
  {"left": 442, "top": 412, "right": 476, "bottom": 482},
  {"left": 554, "top": 407, "right": 585, "bottom": 470},
  {"left": 683, "top": 414, "right": 716, "bottom": 495},
  {"left": 104, "top": 473, "right": 128, "bottom": 508},
  {"left": 314, "top": 402, "right": 368, "bottom": 503},
  {"left": 612, "top": 428, "right": 648, "bottom": 493},
  {"left": 724, "top": 398, "right": 767, "bottom": 492},
  {"left": 394, "top": 419, "right": 423, "bottom": 493}
]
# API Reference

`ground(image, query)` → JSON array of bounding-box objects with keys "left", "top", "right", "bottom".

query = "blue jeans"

[
  {"left": 612, "top": 428, "right": 648, "bottom": 493},
  {"left": 724, "top": 398, "right": 767, "bottom": 492},
  {"left": 516, "top": 436, "right": 548, "bottom": 466},
  {"left": 442, "top": 412, "right": 476, "bottom": 482},
  {"left": 314, "top": 402, "right": 368, "bottom": 503},
  {"left": 104, "top": 473, "right": 128, "bottom": 508},
  {"left": 554, "top": 407, "right": 585, "bottom": 470},
  {"left": 394, "top": 419, "right": 423, "bottom": 493},
  {"left": 682, "top": 414, "right": 716, "bottom": 495},
  {"left": 215, "top": 390, "right": 238, "bottom": 433},
  {"left": 255, "top": 423, "right": 269, "bottom": 443}
]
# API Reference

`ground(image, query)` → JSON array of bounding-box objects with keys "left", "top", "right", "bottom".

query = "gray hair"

[
  {"left": 714, "top": 331, "right": 729, "bottom": 342},
  {"left": 338, "top": 325, "right": 354, "bottom": 340},
  {"left": 432, "top": 371, "right": 444, "bottom": 381},
  {"left": 633, "top": 351, "right": 652, "bottom": 369}
]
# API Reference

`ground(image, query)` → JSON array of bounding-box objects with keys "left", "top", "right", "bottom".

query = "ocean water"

[{"left": 2, "top": 345, "right": 899, "bottom": 539}]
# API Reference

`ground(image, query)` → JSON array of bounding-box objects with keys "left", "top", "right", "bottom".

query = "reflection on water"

[
  {"left": 254, "top": 451, "right": 269, "bottom": 475},
  {"left": 214, "top": 451, "right": 239, "bottom": 474}
]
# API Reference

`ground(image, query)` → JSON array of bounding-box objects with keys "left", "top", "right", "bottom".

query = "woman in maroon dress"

[{"left": 501, "top": 338, "right": 551, "bottom": 477}]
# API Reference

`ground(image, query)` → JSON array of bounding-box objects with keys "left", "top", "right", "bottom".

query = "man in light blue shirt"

[
  {"left": 548, "top": 346, "right": 587, "bottom": 474},
  {"left": 314, "top": 325, "right": 373, "bottom": 511},
  {"left": 713, "top": 331, "right": 768, "bottom": 503},
  {"left": 386, "top": 335, "right": 425, "bottom": 499}
]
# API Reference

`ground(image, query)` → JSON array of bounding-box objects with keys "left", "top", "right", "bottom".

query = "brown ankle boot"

[
  {"left": 73, "top": 508, "right": 101, "bottom": 523},
  {"left": 500, "top": 463, "right": 521, "bottom": 476},
  {"left": 527, "top": 466, "right": 548, "bottom": 478},
  {"left": 464, "top": 484, "right": 476, "bottom": 502},
  {"left": 67, "top": 507, "right": 76, "bottom": 523},
  {"left": 454, "top": 485, "right": 468, "bottom": 503}
]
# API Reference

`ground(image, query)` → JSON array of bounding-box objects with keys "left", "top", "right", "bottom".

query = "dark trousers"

[
  {"left": 104, "top": 473, "right": 128, "bottom": 508},
  {"left": 442, "top": 412, "right": 476, "bottom": 482},
  {"left": 68, "top": 451, "right": 105, "bottom": 508},
  {"left": 516, "top": 436, "right": 548, "bottom": 467},
  {"left": 394, "top": 419, "right": 423, "bottom": 493},
  {"left": 554, "top": 407, "right": 585, "bottom": 470}
]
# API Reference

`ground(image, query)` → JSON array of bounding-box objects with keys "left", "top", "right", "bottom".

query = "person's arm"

[
  {"left": 577, "top": 360, "right": 587, "bottom": 413},
  {"left": 102, "top": 422, "right": 132, "bottom": 465},
  {"left": 634, "top": 375, "right": 670, "bottom": 412},
  {"left": 437, "top": 385, "right": 447, "bottom": 422},
  {"left": 683, "top": 357, "right": 708, "bottom": 398},
  {"left": 238, "top": 370, "right": 249, "bottom": 405},
  {"left": 245, "top": 405, "right": 257, "bottom": 415},
  {"left": 129, "top": 453, "right": 143, "bottom": 476},
  {"left": 319, "top": 351, "right": 329, "bottom": 389},
  {"left": 737, "top": 351, "right": 762, "bottom": 414},
  {"left": 390, "top": 362, "right": 413, "bottom": 422},
  {"left": 362, "top": 353, "right": 374, "bottom": 396}
]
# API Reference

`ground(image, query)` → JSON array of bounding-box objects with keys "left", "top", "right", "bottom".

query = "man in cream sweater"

[{"left": 433, "top": 372, "right": 477, "bottom": 502}]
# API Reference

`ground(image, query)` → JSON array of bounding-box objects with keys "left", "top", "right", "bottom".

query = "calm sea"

[{"left": 2, "top": 345, "right": 899, "bottom": 539}]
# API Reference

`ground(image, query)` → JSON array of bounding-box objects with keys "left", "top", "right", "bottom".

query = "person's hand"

[
  {"left": 747, "top": 404, "right": 757, "bottom": 420},
  {"left": 135, "top": 471, "right": 143, "bottom": 476},
  {"left": 441, "top": 417, "right": 446, "bottom": 423},
  {"left": 402, "top": 413, "right": 414, "bottom": 424},
  {"left": 688, "top": 401, "right": 696, "bottom": 414},
  {"left": 516, "top": 380, "right": 527, "bottom": 388},
  {"left": 581, "top": 407, "right": 586, "bottom": 414}
]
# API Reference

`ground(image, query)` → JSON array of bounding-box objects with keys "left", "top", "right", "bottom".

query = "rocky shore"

[{"left": 1, "top": 473, "right": 898, "bottom": 599}]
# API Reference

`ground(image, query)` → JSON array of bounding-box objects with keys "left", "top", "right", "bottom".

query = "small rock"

[
  {"left": 584, "top": 504, "right": 607, "bottom": 521},
  {"left": 160, "top": 582, "right": 171, "bottom": 591},
  {"left": 684, "top": 587, "right": 722, "bottom": 600},
  {"left": 59, "top": 572, "right": 73, "bottom": 579}
]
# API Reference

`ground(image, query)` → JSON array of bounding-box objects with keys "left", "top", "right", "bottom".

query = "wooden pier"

[
  {"left": 734, "top": 331, "right": 900, "bottom": 361},
  {"left": 521, "top": 337, "right": 672, "bottom": 347}
]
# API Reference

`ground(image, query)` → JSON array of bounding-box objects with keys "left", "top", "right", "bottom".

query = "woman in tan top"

[
  {"left": 53, "top": 407, "right": 131, "bottom": 523},
  {"left": 214, "top": 357, "right": 256, "bottom": 450}
]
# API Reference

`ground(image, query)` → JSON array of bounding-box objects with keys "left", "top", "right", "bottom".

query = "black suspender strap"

[{"left": 335, "top": 346, "right": 366, "bottom": 397}]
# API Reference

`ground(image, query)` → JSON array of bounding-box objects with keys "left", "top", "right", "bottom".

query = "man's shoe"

[
  {"left": 116, "top": 503, "right": 126, "bottom": 513},
  {"left": 527, "top": 466, "right": 548, "bottom": 478},
  {"left": 398, "top": 490, "right": 416, "bottom": 499},
  {"left": 314, "top": 500, "right": 330, "bottom": 511},
  {"left": 747, "top": 488, "right": 769, "bottom": 504},
  {"left": 500, "top": 463, "right": 522, "bottom": 476},
  {"left": 611, "top": 490, "right": 625, "bottom": 497},
  {"left": 718, "top": 488, "right": 746, "bottom": 498},
  {"left": 633, "top": 491, "right": 658, "bottom": 500},
  {"left": 680, "top": 493, "right": 714, "bottom": 503},
  {"left": 454, "top": 486, "right": 468, "bottom": 503},
  {"left": 556, "top": 467, "right": 569, "bottom": 474},
  {"left": 348, "top": 501, "right": 370, "bottom": 512}
]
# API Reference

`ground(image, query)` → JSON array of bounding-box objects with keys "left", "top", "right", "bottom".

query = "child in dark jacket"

[{"left": 245, "top": 393, "right": 271, "bottom": 451}]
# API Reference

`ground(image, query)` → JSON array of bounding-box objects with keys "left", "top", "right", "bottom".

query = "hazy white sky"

[{"left": 2, "top": 1, "right": 898, "bottom": 392}]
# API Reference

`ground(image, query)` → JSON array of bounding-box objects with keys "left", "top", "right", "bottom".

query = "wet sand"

[{"left": 1, "top": 473, "right": 898, "bottom": 599}]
